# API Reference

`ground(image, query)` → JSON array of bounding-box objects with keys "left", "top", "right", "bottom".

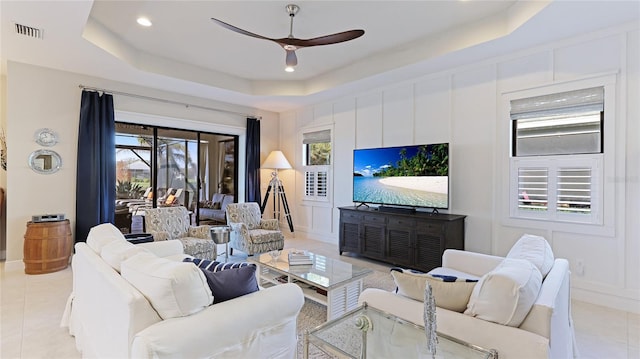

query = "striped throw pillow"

[{"left": 183, "top": 258, "right": 254, "bottom": 272}]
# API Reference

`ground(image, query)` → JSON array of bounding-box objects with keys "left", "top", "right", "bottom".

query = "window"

[
  {"left": 511, "top": 87, "right": 603, "bottom": 157},
  {"left": 302, "top": 129, "right": 331, "bottom": 202},
  {"left": 510, "top": 86, "right": 605, "bottom": 225}
]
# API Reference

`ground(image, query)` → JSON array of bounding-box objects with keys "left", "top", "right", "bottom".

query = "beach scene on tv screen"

[{"left": 353, "top": 144, "right": 449, "bottom": 208}]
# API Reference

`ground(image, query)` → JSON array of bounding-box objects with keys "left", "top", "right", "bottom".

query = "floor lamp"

[{"left": 260, "top": 150, "right": 294, "bottom": 232}]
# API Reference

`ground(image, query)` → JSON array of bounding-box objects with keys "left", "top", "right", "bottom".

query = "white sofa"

[
  {"left": 61, "top": 223, "right": 304, "bottom": 358},
  {"left": 359, "top": 248, "right": 577, "bottom": 359}
]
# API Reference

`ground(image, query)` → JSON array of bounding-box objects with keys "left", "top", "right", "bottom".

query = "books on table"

[{"left": 288, "top": 249, "right": 313, "bottom": 265}]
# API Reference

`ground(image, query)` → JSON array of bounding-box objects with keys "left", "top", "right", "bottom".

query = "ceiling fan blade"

[
  {"left": 277, "top": 29, "right": 365, "bottom": 48},
  {"left": 211, "top": 17, "right": 277, "bottom": 43},
  {"left": 285, "top": 50, "right": 297, "bottom": 66}
]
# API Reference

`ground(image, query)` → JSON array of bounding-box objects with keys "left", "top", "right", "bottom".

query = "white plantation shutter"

[
  {"left": 518, "top": 168, "right": 548, "bottom": 211},
  {"left": 303, "top": 167, "right": 329, "bottom": 201},
  {"left": 316, "top": 171, "right": 328, "bottom": 197},
  {"left": 511, "top": 156, "right": 601, "bottom": 224},
  {"left": 557, "top": 167, "right": 592, "bottom": 214},
  {"left": 305, "top": 171, "right": 315, "bottom": 197}
]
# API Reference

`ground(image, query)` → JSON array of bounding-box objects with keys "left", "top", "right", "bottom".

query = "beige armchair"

[
  {"left": 144, "top": 206, "right": 216, "bottom": 260},
  {"left": 225, "top": 202, "right": 284, "bottom": 256}
]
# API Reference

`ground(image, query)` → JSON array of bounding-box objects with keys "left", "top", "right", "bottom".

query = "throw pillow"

[
  {"left": 100, "top": 239, "right": 148, "bottom": 273},
  {"left": 86, "top": 223, "right": 126, "bottom": 253},
  {"left": 183, "top": 258, "right": 254, "bottom": 272},
  {"left": 212, "top": 201, "right": 222, "bottom": 210},
  {"left": 464, "top": 258, "right": 542, "bottom": 327},
  {"left": 199, "top": 265, "right": 259, "bottom": 304},
  {"left": 121, "top": 252, "right": 213, "bottom": 320},
  {"left": 506, "top": 234, "right": 554, "bottom": 277},
  {"left": 390, "top": 268, "right": 478, "bottom": 312}
]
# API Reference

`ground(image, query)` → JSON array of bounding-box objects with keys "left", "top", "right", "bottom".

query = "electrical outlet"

[{"left": 575, "top": 259, "right": 585, "bottom": 276}]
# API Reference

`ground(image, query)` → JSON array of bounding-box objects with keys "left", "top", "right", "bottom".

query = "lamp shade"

[{"left": 262, "top": 150, "right": 292, "bottom": 169}]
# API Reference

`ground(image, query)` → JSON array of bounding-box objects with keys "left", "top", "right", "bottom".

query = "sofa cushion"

[
  {"left": 121, "top": 252, "right": 213, "bottom": 320},
  {"left": 199, "top": 265, "right": 259, "bottom": 304},
  {"left": 507, "top": 234, "right": 554, "bottom": 277},
  {"left": 100, "top": 239, "right": 148, "bottom": 273},
  {"left": 464, "top": 258, "right": 542, "bottom": 327},
  {"left": 86, "top": 223, "right": 125, "bottom": 253},
  {"left": 183, "top": 257, "right": 254, "bottom": 272},
  {"left": 390, "top": 268, "right": 478, "bottom": 312}
]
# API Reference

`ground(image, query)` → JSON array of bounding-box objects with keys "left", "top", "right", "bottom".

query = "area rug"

[{"left": 295, "top": 269, "right": 396, "bottom": 358}]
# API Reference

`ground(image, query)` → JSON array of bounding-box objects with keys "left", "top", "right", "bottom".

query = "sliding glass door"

[{"left": 115, "top": 122, "right": 237, "bottom": 231}]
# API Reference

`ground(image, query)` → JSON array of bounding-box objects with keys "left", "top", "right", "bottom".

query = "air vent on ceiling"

[{"left": 14, "top": 23, "right": 43, "bottom": 39}]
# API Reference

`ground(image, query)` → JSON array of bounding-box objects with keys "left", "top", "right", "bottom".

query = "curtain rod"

[{"left": 78, "top": 85, "right": 260, "bottom": 120}]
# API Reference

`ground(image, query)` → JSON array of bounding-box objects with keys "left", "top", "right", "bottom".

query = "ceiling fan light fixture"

[
  {"left": 285, "top": 66, "right": 295, "bottom": 72},
  {"left": 136, "top": 17, "right": 152, "bottom": 27}
]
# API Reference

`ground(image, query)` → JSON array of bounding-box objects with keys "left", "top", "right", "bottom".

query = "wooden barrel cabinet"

[
  {"left": 339, "top": 206, "right": 465, "bottom": 272},
  {"left": 23, "top": 220, "right": 72, "bottom": 274}
]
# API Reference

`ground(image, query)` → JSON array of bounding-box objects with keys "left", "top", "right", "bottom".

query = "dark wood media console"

[{"left": 338, "top": 206, "right": 466, "bottom": 272}]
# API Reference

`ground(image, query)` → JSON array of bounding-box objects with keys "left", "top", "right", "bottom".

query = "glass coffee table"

[
  {"left": 304, "top": 302, "right": 498, "bottom": 359},
  {"left": 248, "top": 249, "right": 372, "bottom": 320}
]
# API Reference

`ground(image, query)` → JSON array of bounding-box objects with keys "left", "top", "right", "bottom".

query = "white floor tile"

[{"left": 2, "top": 239, "right": 638, "bottom": 358}]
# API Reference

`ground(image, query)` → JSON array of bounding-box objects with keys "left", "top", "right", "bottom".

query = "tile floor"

[{"left": 1, "top": 235, "right": 638, "bottom": 358}]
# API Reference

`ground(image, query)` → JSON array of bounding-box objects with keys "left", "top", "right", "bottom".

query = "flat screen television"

[{"left": 353, "top": 143, "right": 449, "bottom": 210}]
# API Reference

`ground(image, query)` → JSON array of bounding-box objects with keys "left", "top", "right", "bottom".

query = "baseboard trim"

[
  {"left": 3, "top": 259, "right": 25, "bottom": 272},
  {"left": 572, "top": 287, "right": 640, "bottom": 314},
  {"left": 293, "top": 227, "right": 336, "bottom": 244}
]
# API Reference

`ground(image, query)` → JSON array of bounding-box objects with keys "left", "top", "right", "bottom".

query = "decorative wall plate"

[
  {"left": 28, "top": 149, "right": 62, "bottom": 174},
  {"left": 34, "top": 128, "right": 58, "bottom": 147}
]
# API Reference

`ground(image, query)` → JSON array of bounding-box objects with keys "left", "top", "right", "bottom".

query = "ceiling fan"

[{"left": 211, "top": 4, "right": 364, "bottom": 71}]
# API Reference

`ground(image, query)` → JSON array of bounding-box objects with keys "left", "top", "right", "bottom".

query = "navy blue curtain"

[
  {"left": 75, "top": 90, "right": 116, "bottom": 242},
  {"left": 246, "top": 118, "right": 261, "bottom": 203}
]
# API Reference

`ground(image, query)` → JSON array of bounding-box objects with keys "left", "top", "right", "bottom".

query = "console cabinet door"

[
  {"left": 386, "top": 217, "right": 415, "bottom": 267},
  {"left": 414, "top": 221, "right": 445, "bottom": 272},
  {"left": 361, "top": 214, "right": 386, "bottom": 259},
  {"left": 339, "top": 210, "right": 361, "bottom": 254}
]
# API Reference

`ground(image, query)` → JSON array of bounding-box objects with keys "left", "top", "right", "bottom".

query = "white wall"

[
  {"left": 280, "top": 25, "right": 640, "bottom": 312},
  {"left": 3, "top": 62, "right": 279, "bottom": 264},
  {"left": 1, "top": 73, "right": 7, "bottom": 259}
]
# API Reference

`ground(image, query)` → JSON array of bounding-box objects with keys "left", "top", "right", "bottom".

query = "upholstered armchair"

[
  {"left": 144, "top": 206, "right": 216, "bottom": 260},
  {"left": 225, "top": 202, "right": 284, "bottom": 256}
]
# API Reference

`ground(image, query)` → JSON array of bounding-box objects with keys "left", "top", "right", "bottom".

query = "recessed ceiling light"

[
  {"left": 285, "top": 66, "right": 295, "bottom": 73},
  {"left": 137, "top": 17, "right": 152, "bottom": 27}
]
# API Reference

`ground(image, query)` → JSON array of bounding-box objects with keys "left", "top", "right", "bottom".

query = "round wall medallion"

[
  {"left": 28, "top": 149, "right": 62, "bottom": 174},
  {"left": 34, "top": 128, "right": 59, "bottom": 147}
]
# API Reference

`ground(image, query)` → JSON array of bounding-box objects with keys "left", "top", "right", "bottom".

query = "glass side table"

[
  {"left": 304, "top": 302, "right": 498, "bottom": 359},
  {"left": 209, "top": 225, "right": 230, "bottom": 262}
]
